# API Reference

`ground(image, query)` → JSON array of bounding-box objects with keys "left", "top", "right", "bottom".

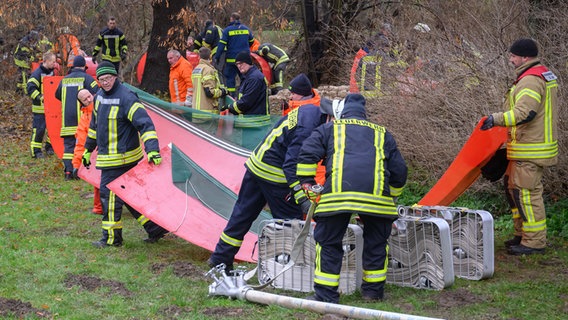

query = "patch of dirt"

[
  {"left": 64, "top": 273, "right": 132, "bottom": 297},
  {"left": 431, "top": 287, "right": 485, "bottom": 308},
  {"left": 201, "top": 306, "right": 246, "bottom": 318},
  {"left": 159, "top": 305, "right": 194, "bottom": 319},
  {"left": 0, "top": 297, "right": 51, "bottom": 318},
  {"left": 151, "top": 261, "right": 207, "bottom": 280}
]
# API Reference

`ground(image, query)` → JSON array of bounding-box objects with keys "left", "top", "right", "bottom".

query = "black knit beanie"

[
  {"left": 289, "top": 73, "right": 312, "bottom": 96},
  {"left": 235, "top": 51, "right": 253, "bottom": 65},
  {"left": 509, "top": 38, "right": 538, "bottom": 57}
]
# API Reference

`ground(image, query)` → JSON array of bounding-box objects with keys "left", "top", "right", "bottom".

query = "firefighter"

[
  {"left": 297, "top": 93, "right": 407, "bottom": 303},
  {"left": 74, "top": 88, "right": 103, "bottom": 214},
  {"left": 213, "top": 12, "right": 254, "bottom": 97},
  {"left": 281, "top": 73, "right": 320, "bottom": 116},
  {"left": 27, "top": 51, "right": 57, "bottom": 158},
  {"left": 83, "top": 62, "right": 168, "bottom": 248},
  {"left": 53, "top": 26, "right": 85, "bottom": 70},
  {"left": 256, "top": 42, "right": 290, "bottom": 95},
  {"left": 480, "top": 38, "right": 558, "bottom": 255},
  {"left": 202, "top": 20, "right": 223, "bottom": 58},
  {"left": 55, "top": 56, "right": 99, "bottom": 180},
  {"left": 92, "top": 16, "right": 128, "bottom": 72},
  {"left": 220, "top": 51, "right": 270, "bottom": 150},
  {"left": 14, "top": 31, "right": 40, "bottom": 94},
  {"left": 208, "top": 73, "right": 328, "bottom": 271},
  {"left": 191, "top": 47, "right": 227, "bottom": 123}
]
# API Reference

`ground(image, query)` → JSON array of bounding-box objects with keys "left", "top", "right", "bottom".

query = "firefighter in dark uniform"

[
  {"left": 27, "top": 51, "right": 57, "bottom": 158},
  {"left": 297, "top": 93, "right": 407, "bottom": 303},
  {"left": 213, "top": 12, "right": 254, "bottom": 97},
  {"left": 202, "top": 20, "right": 223, "bottom": 58},
  {"left": 14, "top": 31, "right": 40, "bottom": 94},
  {"left": 209, "top": 73, "right": 327, "bottom": 270},
  {"left": 256, "top": 42, "right": 290, "bottom": 95},
  {"left": 83, "top": 62, "right": 168, "bottom": 248},
  {"left": 221, "top": 51, "right": 270, "bottom": 150},
  {"left": 55, "top": 56, "right": 99, "bottom": 180},
  {"left": 92, "top": 17, "right": 128, "bottom": 72}
]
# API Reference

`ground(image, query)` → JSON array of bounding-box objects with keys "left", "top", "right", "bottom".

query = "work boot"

[
  {"left": 91, "top": 240, "right": 122, "bottom": 248},
  {"left": 64, "top": 172, "right": 73, "bottom": 181},
  {"left": 144, "top": 229, "right": 169, "bottom": 243},
  {"left": 207, "top": 257, "right": 233, "bottom": 272},
  {"left": 33, "top": 152, "right": 45, "bottom": 159},
  {"left": 504, "top": 236, "right": 522, "bottom": 248},
  {"left": 45, "top": 148, "right": 55, "bottom": 156},
  {"left": 507, "top": 244, "right": 545, "bottom": 256}
]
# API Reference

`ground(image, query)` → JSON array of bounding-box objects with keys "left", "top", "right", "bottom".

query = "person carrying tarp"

[
  {"left": 256, "top": 42, "right": 290, "bottom": 95},
  {"left": 297, "top": 93, "right": 407, "bottom": 303},
  {"left": 191, "top": 47, "right": 227, "bottom": 123},
  {"left": 83, "top": 62, "right": 168, "bottom": 248},
  {"left": 55, "top": 56, "right": 99, "bottom": 180},
  {"left": 27, "top": 51, "right": 57, "bottom": 159},
  {"left": 208, "top": 73, "right": 328, "bottom": 271},
  {"left": 220, "top": 51, "right": 270, "bottom": 150},
  {"left": 53, "top": 27, "right": 84, "bottom": 69}
]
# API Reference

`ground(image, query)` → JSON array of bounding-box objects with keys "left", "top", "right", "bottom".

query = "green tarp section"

[
  {"left": 170, "top": 143, "right": 272, "bottom": 235},
  {"left": 124, "top": 83, "right": 280, "bottom": 150}
]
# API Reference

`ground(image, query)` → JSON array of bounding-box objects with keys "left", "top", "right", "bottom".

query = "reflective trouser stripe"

[
  {"left": 314, "top": 243, "right": 340, "bottom": 287},
  {"left": 220, "top": 232, "right": 242, "bottom": 247}
]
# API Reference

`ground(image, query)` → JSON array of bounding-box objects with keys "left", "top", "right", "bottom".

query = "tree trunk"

[{"left": 140, "top": 0, "right": 191, "bottom": 93}]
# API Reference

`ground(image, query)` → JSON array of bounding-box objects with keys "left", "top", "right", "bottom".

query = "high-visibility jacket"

[
  {"left": 297, "top": 100, "right": 407, "bottom": 218},
  {"left": 55, "top": 68, "right": 99, "bottom": 136},
  {"left": 169, "top": 57, "right": 193, "bottom": 104},
  {"left": 245, "top": 104, "right": 327, "bottom": 203},
  {"left": 214, "top": 20, "right": 254, "bottom": 63},
  {"left": 491, "top": 60, "right": 558, "bottom": 167},
  {"left": 92, "top": 27, "right": 127, "bottom": 63},
  {"left": 53, "top": 33, "right": 83, "bottom": 67},
  {"left": 283, "top": 89, "right": 321, "bottom": 115},
  {"left": 203, "top": 24, "right": 223, "bottom": 56},
  {"left": 72, "top": 102, "right": 94, "bottom": 169},
  {"left": 85, "top": 80, "right": 159, "bottom": 169},
  {"left": 26, "top": 63, "right": 54, "bottom": 114},
  {"left": 14, "top": 35, "right": 36, "bottom": 69},
  {"left": 257, "top": 43, "right": 290, "bottom": 68},
  {"left": 191, "top": 59, "right": 222, "bottom": 121},
  {"left": 227, "top": 65, "right": 270, "bottom": 128}
]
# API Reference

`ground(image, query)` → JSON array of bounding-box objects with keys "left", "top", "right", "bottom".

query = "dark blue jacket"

[
  {"left": 297, "top": 104, "right": 407, "bottom": 218},
  {"left": 246, "top": 104, "right": 327, "bottom": 195},
  {"left": 55, "top": 68, "right": 99, "bottom": 136},
  {"left": 214, "top": 20, "right": 253, "bottom": 62},
  {"left": 27, "top": 63, "right": 54, "bottom": 113},
  {"left": 85, "top": 80, "right": 159, "bottom": 169},
  {"left": 228, "top": 65, "right": 270, "bottom": 127}
]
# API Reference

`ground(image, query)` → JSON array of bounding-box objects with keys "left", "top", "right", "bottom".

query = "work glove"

[
  {"left": 184, "top": 98, "right": 192, "bottom": 107},
  {"left": 120, "top": 52, "right": 127, "bottom": 61},
  {"left": 298, "top": 198, "right": 312, "bottom": 214},
  {"left": 220, "top": 87, "right": 228, "bottom": 97},
  {"left": 302, "top": 183, "right": 318, "bottom": 201},
  {"left": 480, "top": 115, "right": 494, "bottom": 131},
  {"left": 82, "top": 150, "right": 92, "bottom": 169},
  {"left": 147, "top": 151, "right": 162, "bottom": 165}
]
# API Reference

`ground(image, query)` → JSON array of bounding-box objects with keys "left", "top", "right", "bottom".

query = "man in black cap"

[
  {"left": 221, "top": 50, "right": 270, "bottom": 149},
  {"left": 83, "top": 61, "right": 168, "bottom": 248},
  {"left": 297, "top": 93, "right": 407, "bottom": 303},
  {"left": 283, "top": 73, "right": 321, "bottom": 116},
  {"left": 55, "top": 55, "right": 99, "bottom": 180},
  {"left": 480, "top": 38, "right": 558, "bottom": 255}
]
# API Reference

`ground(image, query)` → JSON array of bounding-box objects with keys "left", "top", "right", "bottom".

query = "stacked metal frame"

[
  {"left": 387, "top": 215, "right": 455, "bottom": 290},
  {"left": 257, "top": 219, "right": 363, "bottom": 293},
  {"left": 399, "top": 205, "right": 494, "bottom": 280}
]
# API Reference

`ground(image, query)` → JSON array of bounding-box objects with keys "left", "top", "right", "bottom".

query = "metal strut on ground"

[{"left": 205, "top": 264, "right": 444, "bottom": 320}]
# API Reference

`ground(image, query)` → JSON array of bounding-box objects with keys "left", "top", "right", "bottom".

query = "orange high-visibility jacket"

[
  {"left": 169, "top": 57, "right": 194, "bottom": 103},
  {"left": 72, "top": 102, "right": 93, "bottom": 169}
]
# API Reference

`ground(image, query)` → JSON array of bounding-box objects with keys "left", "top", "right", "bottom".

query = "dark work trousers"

[
  {"left": 99, "top": 163, "right": 167, "bottom": 245},
  {"left": 222, "top": 62, "right": 242, "bottom": 98},
  {"left": 210, "top": 169, "right": 303, "bottom": 267},
  {"left": 30, "top": 112, "right": 52, "bottom": 157},
  {"left": 313, "top": 213, "right": 393, "bottom": 303},
  {"left": 102, "top": 59, "right": 121, "bottom": 73},
  {"left": 62, "top": 136, "right": 76, "bottom": 173}
]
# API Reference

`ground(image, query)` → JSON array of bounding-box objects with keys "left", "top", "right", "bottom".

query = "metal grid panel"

[
  {"left": 257, "top": 219, "right": 363, "bottom": 293},
  {"left": 399, "top": 206, "right": 494, "bottom": 280},
  {"left": 387, "top": 216, "right": 455, "bottom": 290}
]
